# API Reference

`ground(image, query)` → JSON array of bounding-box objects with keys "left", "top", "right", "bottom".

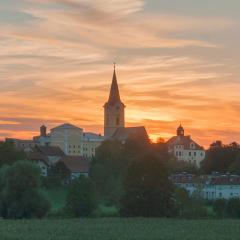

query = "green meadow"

[{"left": 1, "top": 218, "right": 240, "bottom": 240}]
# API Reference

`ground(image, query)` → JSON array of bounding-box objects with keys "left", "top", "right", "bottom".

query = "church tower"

[{"left": 104, "top": 65, "right": 125, "bottom": 139}]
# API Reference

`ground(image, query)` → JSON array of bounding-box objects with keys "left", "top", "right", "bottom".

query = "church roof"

[
  {"left": 166, "top": 135, "right": 204, "bottom": 150},
  {"left": 106, "top": 67, "right": 123, "bottom": 106},
  {"left": 112, "top": 126, "right": 148, "bottom": 142}
]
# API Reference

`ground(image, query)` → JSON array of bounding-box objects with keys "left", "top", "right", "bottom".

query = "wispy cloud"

[{"left": 0, "top": 0, "right": 239, "bottom": 146}]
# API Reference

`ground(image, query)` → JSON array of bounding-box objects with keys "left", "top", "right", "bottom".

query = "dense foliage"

[
  {"left": 120, "top": 152, "right": 175, "bottom": 217},
  {"left": 212, "top": 198, "right": 240, "bottom": 218},
  {"left": 0, "top": 141, "right": 26, "bottom": 167},
  {"left": 90, "top": 137, "right": 152, "bottom": 205},
  {"left": 42, "top": 161, "right": 71, "bottom": 188},
  {"left": 65, "top": 176, "right": 97, "bottom": 217},
  {"left": 201, "top": 143, "right": 240, "bottom": 173},
  {"left": 0, "top": 161, "right": 51, "bottom": 219}
]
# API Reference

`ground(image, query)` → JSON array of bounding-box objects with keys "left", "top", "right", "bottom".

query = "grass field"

[{"left": 1, "top": 218, "right": 240, "bottom": 240}]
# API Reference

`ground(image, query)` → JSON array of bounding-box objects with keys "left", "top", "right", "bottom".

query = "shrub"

[
  {"left": 213, "top": 199, "right": 227, "bottom": 218},
  {"left": 226, "top": 198, "right": 240, "bottom": 218},
  {"left": 65, "top": 176, "right": 97, "bottom": 217}
]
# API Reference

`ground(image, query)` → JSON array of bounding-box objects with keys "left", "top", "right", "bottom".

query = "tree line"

[{"left": 1, "top": 139, "right": 240, "bottom": 219}]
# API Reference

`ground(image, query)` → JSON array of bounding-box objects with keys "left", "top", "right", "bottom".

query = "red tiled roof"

[
  {"left": 61, "top": 156, "right": 90, "bottom": 173},
  {"left": 166, "top": 135, "right": 204, "bottom": 150}
]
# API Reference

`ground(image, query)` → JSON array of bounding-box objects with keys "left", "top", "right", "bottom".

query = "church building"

[{"left": 104, "top": 66, "right": 148, "bottom": 142}]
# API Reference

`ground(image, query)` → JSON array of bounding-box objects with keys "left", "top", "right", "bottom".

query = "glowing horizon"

[{"left": 0, "top": 0, "right": 240, "bottom": 148}]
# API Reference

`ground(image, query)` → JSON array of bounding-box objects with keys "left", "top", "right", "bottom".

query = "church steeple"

[
  {"left": 104, "top": 64, "right": 125, "bottom": 139},
  {"left": 107, "top": 64, "right": 121, "bottom": 105}
]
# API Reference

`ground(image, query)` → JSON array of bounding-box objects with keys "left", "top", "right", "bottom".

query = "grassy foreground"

[{"left": 1, "top": 218, "right": 240, "bottom": 240}]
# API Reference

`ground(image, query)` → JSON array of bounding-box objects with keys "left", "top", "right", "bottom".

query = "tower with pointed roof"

[{"left": 104, "top": 65, "right": 125, "bottom": 139}]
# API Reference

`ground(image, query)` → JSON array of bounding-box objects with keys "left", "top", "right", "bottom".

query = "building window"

[
  {"left": 189, "top": 152, "right": 191, "bottom": 156},
  {"left": 179, "top": 152, "right": 181, "bottom": 156},
  {"left": 116, "top": 117, "right": 120, "bottom": 126},
  {"left": 194, "top": 152, "right": 196, "bottom": 156},
  {"left": 176, "top": 151, "right": 178, "bottom": 156}
]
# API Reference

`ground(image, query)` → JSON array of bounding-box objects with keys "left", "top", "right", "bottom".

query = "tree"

[
  {"left": 90, "top": 140, "right": 127, "bottom": 204},
  {"left": 0, "top": 141, "right": 26, "bottom": 167},
  {"left": 0, "top": 161, "right": 51, "bottom": 219},
  {"left": 201, "top": 144, "right": 240, "bottom": 174},
  {"left": 213, "top": 199, "right": 227, "bottom": 218},
  {"left": 120, "top": 152, "right": 175, "bottom": 217},
  {"left": 43, "top": 161, "right": 71, "bottom": 188},
  {"left": 65, "top": 176, "right": 97, "bottom": 217}
]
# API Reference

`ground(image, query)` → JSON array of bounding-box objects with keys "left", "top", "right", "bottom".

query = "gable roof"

[
  {"left": 35, "top": 145, "right": 65, "bottom": 157},
  {"left": 61, "top": 156, "right": 90, "bottom": 173},
  {"left": 51, "top": 123, "right": 82, "bottom": 131},
  {"left": 27, "top": 151, "right": 49, "bottom": 166},
  {"left": 166, "top": 135, "right": 204, "bottom": 150},
  {"left": 112, "top": 126, "right": 148, "bottom": 142}
]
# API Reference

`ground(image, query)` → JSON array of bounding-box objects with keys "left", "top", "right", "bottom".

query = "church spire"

[{"left": 107, "top": 64, "right": 121, "bottom": 105}]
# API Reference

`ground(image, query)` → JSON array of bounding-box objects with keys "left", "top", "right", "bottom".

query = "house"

[
  {"left": 61, "top": 156, "right": 91, "bottom": 180},
  {"left": 27, "top": 145, "right": 65, "bottom": 176},
  {"left": 32, "top": 145, "right": 65, "bottom": 165},
  {"left": 171, "top": 173, "right": 240, "bottom": 200},
  {"left": 6, "top": 138, "right": 36, "bottom": 152},
  {"left": 166, "top": 125, "right": 205, "bottom": 167},
  {"left": 203, "top": 175, "right": 240, "bottom": 200},
  {"left": 27, "top": 151, "right": 49, "bottom": 177}
]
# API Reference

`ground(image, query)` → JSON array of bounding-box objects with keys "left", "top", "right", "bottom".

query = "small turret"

[
  {"left": 40, "top": 125, "right": 47, "bottom": 137},
  {"left": 177, "top": 124, "right": 184, "bottom": 137}
]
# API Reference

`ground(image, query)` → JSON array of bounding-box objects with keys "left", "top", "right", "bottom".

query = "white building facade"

[
  {"left": 167, "top": 125, "right": 205, "bottom": 167},
  {"left": 172, "top": 173, "right": 240, "bottom": 200}
]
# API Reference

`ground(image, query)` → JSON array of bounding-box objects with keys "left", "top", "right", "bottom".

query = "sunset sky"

[{"left": 0, "top": 0, "right": 240, "bottom": 147}]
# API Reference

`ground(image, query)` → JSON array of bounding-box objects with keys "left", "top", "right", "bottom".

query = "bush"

[
  {"left": 226, "top": 198, "right": 240, "bottom": 218},
  {"left": 0, "top": 161, "right": 51, "bottom": 219},
  {"left": 65, "top": 176, "right": 97, "bottom": 217},
  {"left": 213, "top": 199, "right": 227, "bottom": 218}
]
